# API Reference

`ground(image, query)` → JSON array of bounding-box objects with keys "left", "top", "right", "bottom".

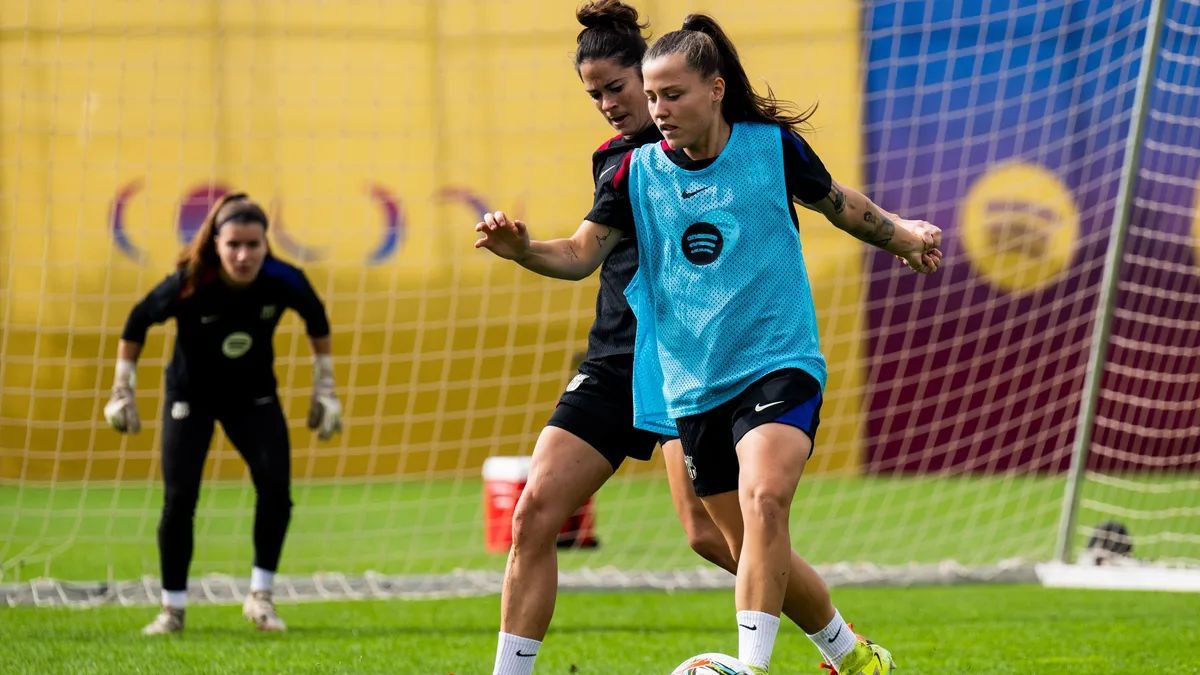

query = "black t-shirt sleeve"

[
  {"left": 589, "top": 145, "right": 610, "bottom": 197},
  {"left": 286, "top": 269, "right": 331, "bottom": 338},
  {"left": 781, "top": 128, "right": 833, "bottom": 205},
  {"left": 121, "top": 271, "right": 184, "bottom": 343},
  {"left": 585, "top": 151, "right": 636, "bottom": 233}
]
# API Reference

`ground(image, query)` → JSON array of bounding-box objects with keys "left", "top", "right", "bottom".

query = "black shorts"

[
  {"left": 675, "top": 368, "right": 823, "bottom": 497},
  {"left": 546, "top": 354, "right": 678, "bottom": 472}
]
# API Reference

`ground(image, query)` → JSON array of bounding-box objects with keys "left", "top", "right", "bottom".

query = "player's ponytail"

[
  {"left": 176, "top": 192, "right": 270, "bottom": 297},
  {"left": 647, "top": 13, "right": 816, "bottom": 133},
  {"left": 575, "top": 0, "right": 649, "bottom": 71}
]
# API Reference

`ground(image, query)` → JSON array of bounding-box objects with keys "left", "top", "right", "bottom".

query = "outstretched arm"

[
  {"left": 807, "top": 180, "right": 942, "bottom": 273},
  {"left": 474, "top": 210, "right": 624, "bottom": 281}
]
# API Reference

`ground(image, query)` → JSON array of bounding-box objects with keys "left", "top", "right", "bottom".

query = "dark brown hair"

[
  {"left": 574, "top": 0, "right": 649, "bottom": 71},
  {"left": 645, "top": 13, "right": 816, "bottom": 132},
  {"left": 177, "top": 192, "right": 269, "bottom": 296}
]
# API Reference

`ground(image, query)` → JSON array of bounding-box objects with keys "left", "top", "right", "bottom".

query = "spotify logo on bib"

[
  {"left": 222, "top": 332, "right": 253, "bottom": 358},
  {"left": 681, "top": 222, "right": 723, "bottom": 265}
]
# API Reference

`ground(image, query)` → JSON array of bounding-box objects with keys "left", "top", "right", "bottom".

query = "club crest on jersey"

[
  {"left": 566, "top": 373, "right": 589, "bottom": 392},
  {"left": 260, "top": 304, "right": 278, "bottom": 320},
  {"left": 170, "top": 401, "right": 190, "bottom": 420},
  {"left": 222, "top": 332, "right": 253, "bottom": 358},
  {"left": 681, "top": 222, "right": 723, "bottom": 265}
]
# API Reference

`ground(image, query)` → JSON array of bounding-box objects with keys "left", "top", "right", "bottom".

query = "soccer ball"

[{"left": 670, "top": 653, "right": 752, "bottom": 675}]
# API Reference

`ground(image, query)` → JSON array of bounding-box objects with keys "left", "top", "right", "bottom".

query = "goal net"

[
  {"left": 1040, "top": 0, "right": 1200, "bottom": 591},
  {"left": 2, "top": 0, "right": 1195, "bottom": 606}
]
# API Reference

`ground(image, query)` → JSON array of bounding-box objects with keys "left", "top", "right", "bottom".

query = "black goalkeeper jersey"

[
  {"left": 581, "top": 124, "right": 663, "bottom": 359},
  {"left": 122, "top": 257, "right": 330, "bottom": 404}
]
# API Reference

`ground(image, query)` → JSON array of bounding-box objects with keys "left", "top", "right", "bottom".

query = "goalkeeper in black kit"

[{"left": 103, "top": 193, "right": 342, "bottom": 635}]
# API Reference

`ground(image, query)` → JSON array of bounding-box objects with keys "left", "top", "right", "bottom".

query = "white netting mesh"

[
  {"left": 1, "top": 0, "right": 1194, "bottom": 606},
  {"left": 1071, "top": 0, "right": 1200, "bottom": 567}
]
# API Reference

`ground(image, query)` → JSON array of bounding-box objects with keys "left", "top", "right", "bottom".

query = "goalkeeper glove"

[
  {"left": 103, "top": 359, "right": 141, "bottom": 434},
  {"left": 306, "top": 354, "right": 342, "bottom": 440}
]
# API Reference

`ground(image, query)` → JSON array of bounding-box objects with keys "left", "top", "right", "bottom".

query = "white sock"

[
  {"left": 493, "top": 631, "right": 541, "bottom": 675},
  {"left": 250, "top": 566, "right": 275, "bottom": 592},
  {"left": 806, "top": 608, "right": 857, "bottom": 669},
  {"left": 162, "top": 589, "right": 188, "bottom": 609},
  {"left": 737, "top": 610, "right": 781, "bottom": 670}
]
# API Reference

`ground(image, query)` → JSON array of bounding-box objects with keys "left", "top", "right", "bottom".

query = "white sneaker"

[
  {"left": 242, "top": 590, "right": 287, "bottom": 632},
  {"left": 142, "top": 606, "right": 185, "bottom": 635}
]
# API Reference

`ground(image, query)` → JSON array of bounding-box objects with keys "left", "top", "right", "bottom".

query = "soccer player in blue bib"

[
  {"left": 477, "top": 9, "right": 941, "bottom": 673},
  {"left": 482, "top": 7, "right": 940, "bottom": 667},
  {"left": 475, "top": 4, "right": 743, "bottom": 673},
  {"left": 614, "top": 14, "right": 939, "bottom": 675},
  {"left": 104, "top": 193, "right": 342, "bottom": 635}
]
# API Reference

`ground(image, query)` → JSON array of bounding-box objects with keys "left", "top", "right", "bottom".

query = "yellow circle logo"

[{"left": 961, "top": 162, "right": 1080, "bottom": 293}]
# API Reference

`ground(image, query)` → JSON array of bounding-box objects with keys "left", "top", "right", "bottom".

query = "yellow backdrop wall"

[{"left": 0, "top": 0, "right": 864, "bottom": 482}]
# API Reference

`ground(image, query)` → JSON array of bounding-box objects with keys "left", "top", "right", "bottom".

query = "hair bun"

[
  {"left": 577, "top": 0, "right": 644, "bottom": 35},
  {"left": 680, "top": 13, "right": 718, "bottom": 34}
]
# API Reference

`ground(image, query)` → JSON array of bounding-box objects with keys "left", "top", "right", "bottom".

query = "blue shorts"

[{"left": 675, "top": 368, "right": 822, "bottom": 497}]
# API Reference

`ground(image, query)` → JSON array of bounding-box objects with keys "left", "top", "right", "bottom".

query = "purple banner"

[{"left": 862, "top": 1, "right": 1158, "bottom": 473}]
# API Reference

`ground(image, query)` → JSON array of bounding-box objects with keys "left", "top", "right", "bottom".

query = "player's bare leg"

[
  {"left": 706, "top": 486, "right": 888, "bottom": 673},
  {"left": 734, "top": 423, "right": 808, "bottom": 614},
  {"left": 662, "top": 439, "right": 736, "bottom": 572},
  {"left": 701, "top": 488, "right": 835, "bottom": 633},
  {"left": 697, "top": 424, "right": 846, "bottom": 672},
  {"left": 493, "top": 427, "right": 612, "bottom": 673},
  {"left": 730, "top": 423, "right": 809, "bottom": 672}
]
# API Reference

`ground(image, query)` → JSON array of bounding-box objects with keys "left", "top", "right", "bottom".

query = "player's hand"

[
  {"left": 307, "top": 392, "right": 342, "bottom": 440},
  {"left": 474, "top": 210, "right": 530, "bottom": 261},
  {"left": 895, "top": 219, "right": 942, "bottom": 274},
  {"left": 308, "top": 354, "right": 341, "bottom": 440},
  {"left": 104, "top": 385, "right": 141, "bottom": 434}
]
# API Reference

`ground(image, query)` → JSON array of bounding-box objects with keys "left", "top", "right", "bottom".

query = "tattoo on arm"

[
  {"left": 828, "top": 185, "right": 846, "bottom": 214},
  {"left": 594, "top": 227, "right": 613, "bottom": 249},
  {"left": 858, "top": 210, "right": 895, "bottom": 248},
  {"left": 566, "top": 242, "right": 580, "bottom": 262}
]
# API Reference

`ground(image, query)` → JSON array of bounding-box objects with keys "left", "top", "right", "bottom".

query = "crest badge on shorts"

[
  {"left": 566, "top": 373, "right": 588, "bottom": 393},
  {"left": 684, "top": 454, "right": 697, "bottom": 480}
]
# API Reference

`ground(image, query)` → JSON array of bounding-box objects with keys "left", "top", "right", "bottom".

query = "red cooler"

[{"left": 483, "top": 456, "right": 598, "bottom": 552}]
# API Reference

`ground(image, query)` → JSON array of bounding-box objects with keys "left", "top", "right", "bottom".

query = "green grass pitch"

[
  {"left": 3, "top": 473, "right": 1193, "bottom": 582},
  {"left": 3, "top": 474, "right": 1198, "bottom": 672},
  {"left": 2, "top": 584, "right": 1199, "bottom": 673}
]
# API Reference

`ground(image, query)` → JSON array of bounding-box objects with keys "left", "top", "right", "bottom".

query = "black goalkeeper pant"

[{"left": 158, "top": 394, "right": 292, "bottom": 592}]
